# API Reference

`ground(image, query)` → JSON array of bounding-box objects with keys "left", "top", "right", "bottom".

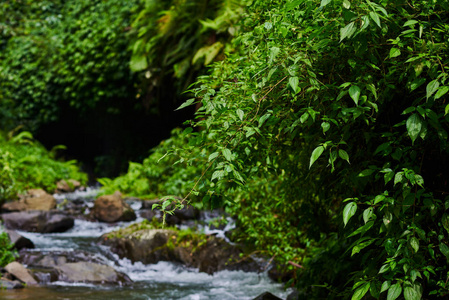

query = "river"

[{"left": 0, "top": 188, "right": 290, "bottom": 300}]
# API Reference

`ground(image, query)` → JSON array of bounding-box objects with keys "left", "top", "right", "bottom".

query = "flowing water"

[{"left": 0, "top": 188, "right": 289, "bottom": 300}]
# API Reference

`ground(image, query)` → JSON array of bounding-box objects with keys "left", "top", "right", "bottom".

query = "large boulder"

[
  {"left": 5, "top": 230, "right": 34, "bottom": 250},
  {"left": 18, "top": 250, "right": 112, "bottom": 268},
  {"left": 99, "top": 226, "right": 260, "bottom": 274},
  {"left": 0, "top": 278, "right": 24, "bottom": 289},
  {"left": 4, "top": 262, "right": 38, "bottom": 285},
  {"left": 100, "top": 229, "right": 176, "bottom": 264},
  {"left": 17, "top": 250, "right": 128, "bottom": 285},
  {"left": 91, "top": 192, "right": 136, "bottom": 223},
  {"left": 54, "top": 262, "right": 132, "bottom": 285},
  {"left": 1, "top": 211, "right": 74, "bottom": 233},
  {"left": 2, "top": 189, "right": 56, "bottom": 212}
]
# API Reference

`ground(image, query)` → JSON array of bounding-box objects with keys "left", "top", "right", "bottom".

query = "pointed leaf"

[
  {"left": 387, "top": 283, "right": 402, "bottom": 300},
  {"left": 406, "top": 113, "right": 422, "bottom": 144},
  {"left": 389, "top": 48, "right": 401, "bottom": 58},
  {"left": 237, "top": 109, "right": 244, "bottom": 121},
  {"left": 352, "top": 282, "right": 370, "bottom": 300},
  {"left": 426, "top": 80, "right": 440, "bottom": 99},
  {"left": 175, "top": 98, "right": 196, "bottom": 111},
  {"left": 435, "top": 86, "right": 449, "bottom": 100},
  {"left": 363, "top": 207, "right": 373, "bottom": 224},
  {"left": 369, "top": 11, "right": 381, "bottom": 28},
  {"left": 222, "top": 148, "right": 232, "bottom": 161},
  {"left": 343, "top": 202, "right": 357, "bottom": 226},
  {"left": 320, "top": 0, "right": 332, "bottom": 7},
  {"left": 340, "top": 22, "right": 356, "bottom": 42},
  {"left": 349, "top": 85, "right": 361, "bottom": 105},
  {"left": 338, "top": 149, "right": 350, "bottom": 163},
  {"left": 289, "top": 76, "right": 300, "bottom": 94},
  {"left": 410, "top": 237, "right": 419, "bottom": 253},
  {"left": 404, "top": 282, "right": 422, "bottom": 300},
  {"left": 309, "top": 146, "right": 324, "bottom": 169}
]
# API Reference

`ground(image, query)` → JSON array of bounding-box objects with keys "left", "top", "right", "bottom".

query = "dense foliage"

[
  {"left": 0, "top": 130, "right": 87, "bottom": 202},
  {"left": 0, "top": 0, "right": 137, "bottom": 131},
  {"left": 0, "top": 231, "right": 16, "bottom": 267},
  {"left": 106, "top": 0, "right": 449, "bottom": 298}
]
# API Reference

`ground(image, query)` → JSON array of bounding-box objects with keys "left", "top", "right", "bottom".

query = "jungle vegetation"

[{"left": 2, "top": 0, "right": 449, "bottom": 298}]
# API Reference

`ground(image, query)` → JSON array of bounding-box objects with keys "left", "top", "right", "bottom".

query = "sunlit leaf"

[
  {"left": 352, "top": 282, "right": 370, "bottom": 300},
  {"left": 387, "top": 283, "right": 402, "bottom": 300},
  {"left": 426, "top": 80, "right": 440, "bottom": 99},
  {"left": 343, "top": 202, "right": 357, "bottom": 226},
  {"left": 309, "top": 146, "right": 324, "bottom": 169},
  {"left": 349, "top": 85, "right": 361, "bottom": 105},
  {"left": 406, "top": 113, "right": 422, "bottom": 144},
  {"left": 389, "top": 48, "right": 401, "bottom": 58}
]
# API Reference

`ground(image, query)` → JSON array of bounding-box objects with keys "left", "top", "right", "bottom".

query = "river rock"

[
  {"left": 91, "top": 192, "right": 136, "bottom": 223},
  {"left": 19, "top": 250, "right": 111, "bottom": 268},
  {"left": 252, "top": 291, "right": 283, "bottom": 300},
  {"left": 0, "top": 278, "right": 24, "bottom": 289},
  {"left": 4, "top": 262, "right": 38, "bottom": 285},
  {"left": 2, "top": 189, "right": 56, "bottom": 212},
  {"left": 55, "top": 179, "right": 81, "bottom": 193},
  {"left": 54, "top": 262, "right": 132, "bottom": 284},
  {"left": 1, "top": 211, "right": 74, "bottom": 233},
  {"left": 5, "top": 230, "right": 34, "bottom": 250},
  {"left": 99, "top": 227, "right": 260, "bottom": 274}
]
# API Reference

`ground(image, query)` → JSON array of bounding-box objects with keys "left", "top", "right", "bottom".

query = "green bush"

[
  {"left": 0, "top": 231, "right": 17, "bottom": 267},
  {"left": 0, "top": 130, "right": 87, "bottom": 202},
  {"left": 175, "top": 0, "right": 449, "bottom": 298}
]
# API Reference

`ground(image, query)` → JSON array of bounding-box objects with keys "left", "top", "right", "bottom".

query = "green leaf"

[
  {"left": 387, "top": 283, "right": 402, "bottom": 300},
  {"left": 403, "top": 20, "right": 418, "bottom": 27},
  {"left": 300, "top": 112, "right": 309, "bottom": 123},
  {"left": 439, "top": 242, "right": 449, "bottom": 259},
  {"left": 369, "top": 11, "right": 381, "bottom": 28},
  {"left": 222, "top": 148, "right": 232, "bottom": 161},
  {"left": 340, "top": 22, "right": 356, "bottom": 42},
  {"left": 343, "top": 0, "right": 351, "bottom": 9},
  {"left": 379, "top": 264, "right": 390, "bottom": 274},
  {"left": 208, "top": 152, "right": 219, "bottom": 162},
  {"left": 352, "top": 282, "right": 370, "bottom": 300},
  {"left": 404, "top": 282, "right": 422, "bottom": 300},
  {"left": 321, "top": 122, "right": 330, "bottom": 133},
  {"left": 435, "top": 86, "right": 449, "bottom": 100},
  {"left": 349, "top": 85, "right": 361, "bottom": 105},
  {"left": 406, "top": 113, "right": 422, "bottom": 144},
  {"left": 442, "top": 214, "right": 449, "bottom": 234},
  {"left": 410, "top": 78, "right": 426, "bottom": 92},
  {"left": 338, "top": 149, "right": 350, "bottom": 163},
  {"left": 348, "top": 220, "right": 374, "bottom": 238},
  {"left": 175, "top": 98, "right": 196, "bottom": 111},
  {"left": 236, "top": 109, "right": 244, "bottom": 121},
  {"left": 389, "top": 48, "right": 401, "bottom": 58},
  {"left": 426, "top": 80, "right": 440, "bottom": 99},
  {"left": 289, "top": 76, "right": 300, "bottom": 94},
  {"left": 381, "top": 281, "right": 391, "bottom": 293},
  {"left": 130, "top": 55, "right": 148, "bottom": 71},
  {"left": 259, "top": 113, "right": 271, "bottom": 127},
  {"left": 410, "top": 237, "right": 419, "bottom": 253},
  {"left": 358, "top": 169, "right": 375, "bottom": 177},
  {"left": 162, "top": 200, "right": 171, "bottom": 210},
  {"left": 309, "top": 146, "right": 324, "bottom": 169},
  {"left": 363, "top": 207, "right": 373, "bottom": 223},
  {"left": 351, "top": 238, "right": 375, "bottom": 255},
  {"left": 343, "top": 202, "right": 357, "bottom": 226},
  {"left": 320, "top": 0, "right": 332, "bottom": 7}
]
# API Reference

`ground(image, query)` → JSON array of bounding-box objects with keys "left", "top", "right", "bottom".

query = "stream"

[{"left": 0, "top": 188, "right": 289, "bottom": 300}]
